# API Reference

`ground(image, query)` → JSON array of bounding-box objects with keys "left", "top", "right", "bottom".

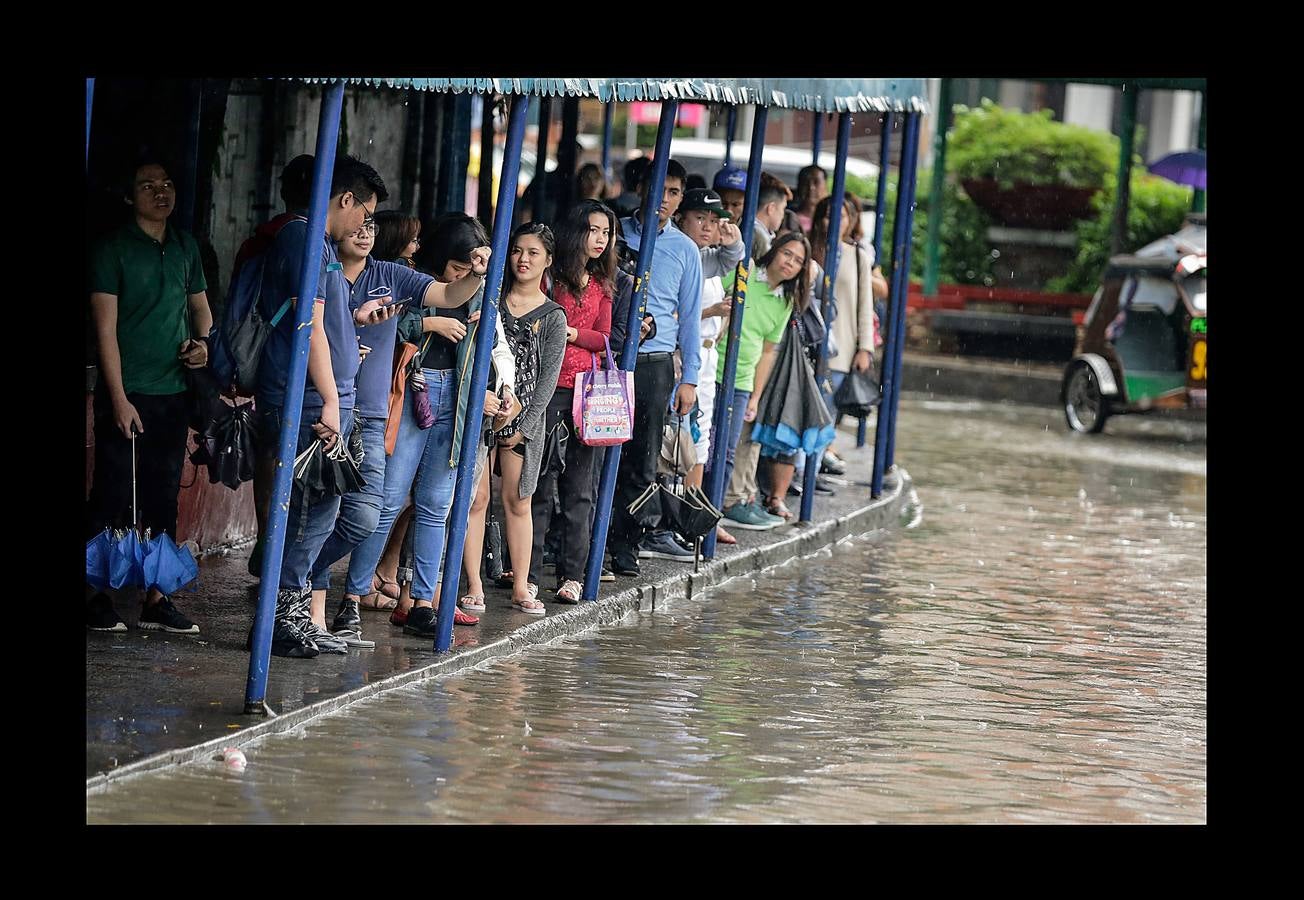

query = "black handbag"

[{"left": 833, "top": 365, "right": 882, "bottom": 417}]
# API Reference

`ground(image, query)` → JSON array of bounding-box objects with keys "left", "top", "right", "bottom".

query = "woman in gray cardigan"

[{"left": 492, "top": 222, "right": 568, "bottom": 615}]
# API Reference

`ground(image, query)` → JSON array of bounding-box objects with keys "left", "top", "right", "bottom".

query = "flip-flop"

[
  {"left": 458, "top": 594, "right": 486, "bottom": 613},
  {"left": 512, "top": 596, "right": 546, "bottom": 616},
  {"left": 511, "top": 584, "right": 545, "bottom": 616},
  {"left": 715, "top": 524, "right": 737, "bottom": 545}
]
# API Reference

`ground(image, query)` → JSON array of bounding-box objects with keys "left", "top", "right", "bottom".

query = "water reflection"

[{"left": 88, "top": 401, "right": 1205, "bottom": 824}]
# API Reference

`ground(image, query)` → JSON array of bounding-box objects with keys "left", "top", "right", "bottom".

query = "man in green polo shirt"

[{"left": 87, "top": 159, "right": 213, "bottom": 634}]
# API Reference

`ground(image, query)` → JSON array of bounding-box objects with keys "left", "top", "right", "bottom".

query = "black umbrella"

[
  {"left": 626, "top": 427, "right": 721, "bottom": 570},
  {"left": 752, "top": 318, "right": 836, "bottom": 456},
  {"left": 292, "top": 431, "right": 366, "bottom": 506},
  {"left": 191, "top": 400, "right": 257, "bottom": 490}
]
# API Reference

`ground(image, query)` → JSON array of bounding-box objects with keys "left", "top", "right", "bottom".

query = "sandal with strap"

[
  {"left": 765, "top": 498, "right": 794, "bottom": 521},
  {"left": 555, "top": 580, "right": 582, "bottom": 604},
  {"left": 362, "top": 576, "right": 400, "bottom": 610},
  {"left": 458, "top": 594, "right": 486, "bottom": 613}
]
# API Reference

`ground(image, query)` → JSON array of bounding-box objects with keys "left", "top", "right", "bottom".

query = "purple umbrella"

[{"left": 1148, "top": 150, "right": 1206, "bottom": 191}]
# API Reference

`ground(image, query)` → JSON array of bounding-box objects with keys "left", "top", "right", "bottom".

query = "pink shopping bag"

[{"left": 572, "top": 335, "right": 635, "bottom": 446}]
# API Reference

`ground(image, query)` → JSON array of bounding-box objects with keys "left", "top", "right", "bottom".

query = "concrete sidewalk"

[{"left": 86, "top": 430, "right": 916, "bottom": 788}]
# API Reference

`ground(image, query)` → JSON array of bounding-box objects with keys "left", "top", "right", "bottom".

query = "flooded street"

[{"left": 87, "top": 398, "right": 1206, "bottom": 824}]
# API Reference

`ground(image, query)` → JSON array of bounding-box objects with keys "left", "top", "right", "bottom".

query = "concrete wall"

[
  {"left": 1063, "top": 83, "right": 1116, "bottom": 133},
  {"left": 209, "top": 81, "right": 422, "bottom": 304}
]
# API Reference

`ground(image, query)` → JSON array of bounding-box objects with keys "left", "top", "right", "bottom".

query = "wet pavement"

[
  {"left": 86, "top": 425, "right": 911, "bottom": 781},
  {"left": 88, "top": 396, "right": 1204, "bottom": 823}
]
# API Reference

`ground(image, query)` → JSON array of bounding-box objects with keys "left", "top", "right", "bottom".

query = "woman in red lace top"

[{"left": 527, "top": 199, "right": 617, "bottom": 604}]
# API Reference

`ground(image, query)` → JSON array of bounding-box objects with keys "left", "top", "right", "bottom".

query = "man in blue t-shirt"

[
  {"left": 251, "top": 154, "right": 488, "bottom": 659},
  {"left": 609, "top": 159, "right": 704, "bottom": 574}
]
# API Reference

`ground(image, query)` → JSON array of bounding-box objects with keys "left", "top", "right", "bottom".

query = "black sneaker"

[
  {"left": 87, "top": 593, "right": 126, "bottom": 632},
  {"left": 402, "top": 605, "right": 439, "bottom": 637},
  {"left": 610, "top": 551, "right": 640, "bottom": 577},
  {"left": 138, "top": 596, "right": 199, "bottom": 634},
  {"left": 600, "top": 565, "right": 616, "bottom": 583}
]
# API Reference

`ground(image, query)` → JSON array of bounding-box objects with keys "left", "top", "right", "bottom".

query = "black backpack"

[{"left": 208, "top": 216, "right": 302, "bottom": 395}]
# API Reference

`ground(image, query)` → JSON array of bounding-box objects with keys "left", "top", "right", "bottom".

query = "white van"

[
  {"left": 665, "top": 137, "right": 879, "bottom": 190},
  {"left": 661, "top": 137, "right": 880, "bottom": 240}
]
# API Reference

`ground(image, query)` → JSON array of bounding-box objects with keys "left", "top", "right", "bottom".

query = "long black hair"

[
  {"left": 551, "top": 200, "right": 617, "bottom": 301},
  {"left": 756, "top": 231, "right": 813, "bottom": 314},
  {"left": 502, "top": 221, "right": 555, "bottom": 295}
]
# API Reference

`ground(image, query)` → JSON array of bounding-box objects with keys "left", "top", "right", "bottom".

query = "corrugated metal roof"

[{"left": 292, "top": 77, "right": 930, "bottom": 113}]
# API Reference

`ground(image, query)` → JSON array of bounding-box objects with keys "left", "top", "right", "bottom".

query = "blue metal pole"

[
  {"left": 799, "top": 111, "right": 851, "bottom": 523},
  {"left": 179, "top": 80, "right": 203, "bottom": 232},
  {"left": 582, "top": 99, "right": 679, "bottom": 601},
  {"left": 724, "top": 106, "right": 738, "bottom": 168},
  {"left": 861, "top": 111, "right": 895, "bottom": 449},
  {"left": 244, "top": 80, "right": 345, "bottom": 713},
  {"left": 872, "top": 112, "right": 894, "bottom": 265},
  {"left": 702, "top": 104, "right": 769, "bottom": 560},
  {"left": 85, "top": 78, "right": 94, "bottom": 173},
  {"left": 811, "top": 113, "right": 825, "bottom": 164},
  {"left": 885, "top": 113, "right": 923, "bottom": 473},
  {"left": 435, "top": 94, "right": 530, "bottom": 652},
  {"left": 602, "top": 101, "right": 614, "bottom": 184},
  {"left": 871, "top": 111, "right": 920, "bottom": 498}
]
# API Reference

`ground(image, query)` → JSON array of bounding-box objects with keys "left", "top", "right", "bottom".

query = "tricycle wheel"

[{"left": 1063, "top": 361, "right": 1108, "bottom": 433}]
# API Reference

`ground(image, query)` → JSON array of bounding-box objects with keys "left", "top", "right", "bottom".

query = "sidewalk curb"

[{"left": 87, "top": 468, "right": 912, "bottom": 793}]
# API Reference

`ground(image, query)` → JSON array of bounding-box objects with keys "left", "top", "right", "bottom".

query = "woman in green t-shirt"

[{"left": 714, "top": 232, "right": 813, "bottom": 528}]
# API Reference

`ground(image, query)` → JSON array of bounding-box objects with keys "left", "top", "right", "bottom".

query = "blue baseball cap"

[{"left": 713, "top": 165, "right": 747, "bottom": 192}]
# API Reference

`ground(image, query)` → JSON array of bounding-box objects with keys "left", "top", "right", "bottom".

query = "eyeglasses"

[
  {"left": 352, "top": 223, "right": 376, "bottom": 237},
  {"left": 352, "top": 192, "right": 375, "bottom": 226},
  {"left": 410, "top": 236, "right": 422, "bottom": 247}
]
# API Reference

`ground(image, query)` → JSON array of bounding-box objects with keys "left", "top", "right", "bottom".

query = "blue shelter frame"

[{"left": 87, "top": 76, "right": 927, "bottom": 711}]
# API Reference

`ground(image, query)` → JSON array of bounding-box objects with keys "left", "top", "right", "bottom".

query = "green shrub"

[
  {"left": 1048, "top": 172, "right": 1193, "bottom": 292},
  {"left": 948, "top": 99, "right": 1116, "bottom": 190}
]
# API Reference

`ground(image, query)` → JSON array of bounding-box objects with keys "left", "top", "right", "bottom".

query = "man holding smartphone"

[{"left": 87, "top": 159, "right": 213, "bottom": 634}]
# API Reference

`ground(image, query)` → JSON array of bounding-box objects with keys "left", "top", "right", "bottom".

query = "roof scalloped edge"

[{"left": 293, "top": 77, "right": 929, "bottom": 114}]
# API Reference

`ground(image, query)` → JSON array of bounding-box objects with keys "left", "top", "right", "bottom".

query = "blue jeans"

[
  {"left": 708, "top": 382, "right": 751, "bottom": 501},
  {"left": 309, "top": 415, "right": 388, "bottom": 595},
  {"left": 257, "top": 403, "right": 356, "bottom": 592},
  {"left": 344, "top": 369, "right": 458, "bottom": 603}
]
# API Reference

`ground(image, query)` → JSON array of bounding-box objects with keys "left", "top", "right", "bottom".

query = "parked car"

[{"left": 1061, "top": 213, "right": 1206, "bottom": 433}]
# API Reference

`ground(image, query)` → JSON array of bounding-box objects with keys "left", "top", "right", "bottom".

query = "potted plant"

[{"left": 949, "top": 100, "right": 1114, "bottom": 230}]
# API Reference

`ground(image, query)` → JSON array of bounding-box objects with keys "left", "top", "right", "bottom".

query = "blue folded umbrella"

[
  {"left": 142, "top": 533, "right": 199, "bottom": 595},
  {"left": 86, "top": 529, "right": 115, "bottom": 589},
  {"left": 108, "top": 529, "right": 147, "bottom": 590}
]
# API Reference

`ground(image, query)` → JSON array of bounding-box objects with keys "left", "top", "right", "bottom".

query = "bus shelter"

[{"left": 86, "top": 76, "right": 929, "bottom": 714}]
